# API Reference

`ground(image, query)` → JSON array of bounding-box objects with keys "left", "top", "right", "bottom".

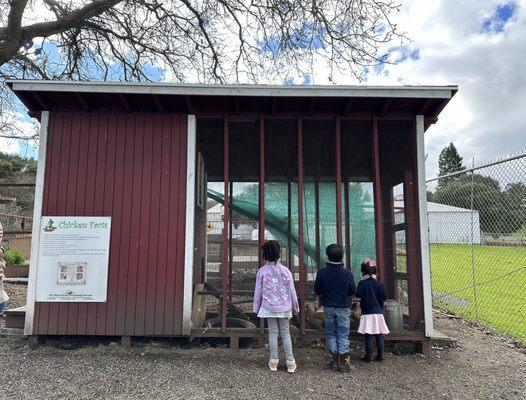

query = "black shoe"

[
  {"left": 328, "top": 352, "right": 338, "bottom": 370},
  {"left": 376, "top": 348, "right": 384, "bottom": 362},
  {"left": 361, "top": 351, "right": 373, "bottom": 363}
]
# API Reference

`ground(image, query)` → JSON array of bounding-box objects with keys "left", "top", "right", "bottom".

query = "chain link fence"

[{"left": 426, "top": 153, "right": 526, "bottom": 343}]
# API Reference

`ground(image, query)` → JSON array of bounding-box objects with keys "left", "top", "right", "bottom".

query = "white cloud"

[
  {"left": 0, "top": 137, "right": 21, "bottom": 154},
  {"left": 312, "top": 0, "right": 526, "bottom": 177}
]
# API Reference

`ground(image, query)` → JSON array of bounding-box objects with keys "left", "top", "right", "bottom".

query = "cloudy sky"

[
  {"left": 2, "top": 0, "right": 526, "bottom": 178},
  {"left": 343, "top": 0, "right": 526, "bottom": 177}
]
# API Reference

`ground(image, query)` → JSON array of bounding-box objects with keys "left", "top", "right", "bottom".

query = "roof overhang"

[{"left": 7, "top": 80, "right": 457, "bottom": 129}]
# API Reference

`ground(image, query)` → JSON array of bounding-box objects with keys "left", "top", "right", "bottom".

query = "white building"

[{"left": 395, "top": 201, "right": 481, "bottom": 244}]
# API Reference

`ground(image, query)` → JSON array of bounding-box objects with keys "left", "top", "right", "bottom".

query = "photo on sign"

[{"left": 57, "top": 262, "right": 87, "bottom": 285}]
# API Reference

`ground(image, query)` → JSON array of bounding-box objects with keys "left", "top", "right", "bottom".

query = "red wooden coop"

[{"left": 8, "top": 80, "right": 456, "bottom": 349}]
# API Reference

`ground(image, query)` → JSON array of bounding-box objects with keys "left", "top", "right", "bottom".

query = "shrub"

[{"left": 3, "top": 246, "right": 25, "bottom": 265}]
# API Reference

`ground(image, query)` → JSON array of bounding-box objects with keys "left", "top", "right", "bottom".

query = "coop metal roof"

[{"left": 7, "top": 79, "right": 457, "bottom": 126}]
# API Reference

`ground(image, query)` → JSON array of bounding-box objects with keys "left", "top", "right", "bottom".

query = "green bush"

[{"left": 3, "top": 246, "right": 25, "bottom": 265}]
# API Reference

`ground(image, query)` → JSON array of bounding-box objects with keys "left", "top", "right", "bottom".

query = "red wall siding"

[{"left": 34, "top": 112, "right": 188, "bottom": 336}]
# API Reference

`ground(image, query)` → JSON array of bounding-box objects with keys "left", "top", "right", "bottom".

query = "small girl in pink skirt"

[{"left": 356, "top": 258, "right": 389, "bottom": 362}]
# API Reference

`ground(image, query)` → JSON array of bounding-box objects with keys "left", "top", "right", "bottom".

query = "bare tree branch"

[{"left": 0, "top": 0, "right": 407, "bottom": 141}]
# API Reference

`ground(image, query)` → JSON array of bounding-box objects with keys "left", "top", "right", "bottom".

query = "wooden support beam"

[
  {"left": 287, "top": 179, "right": 293, "bottom": 274},
  {"left": 380, "top": 99, "right": 393, "bottom": 116},
  {"left": 335, "top": 115, "right": 343, "bottom": 245},
  {"left": 118, "top": 93, "right": 132, "bottom": 112},
  {"left": 307, "top": 98, "right": 317, "bottom": 115},
  {"left": 271, "top": 97, "right": 278, "bottom": 115},
  {"left": 418, "top": 98, "right": 432, "bottom": 115},
  {"left": 372, "top": 116, "right": 386, "bottom": 282},
  {"left": 344, "top": 179, "right": 351, "bottom": 270},
  {"left": 258, "top": 115, "right": 265, "bottom": 335},
  {"left": 228, "top": 181, "right": 233, "bottom": 304},
  {"left": 344, "top": 99, "right": 354, "bottom": 115},
  {"left": 16, "top": 91, "right": 37, "bottom": 113},
  {"left": 75, "top": 93, "right": 90, "bottom": 111},
  {"left": 185, "top": 95, "right": 195, "bottom": 114},
  {"left": 297, "top": 116, "right": 306, "bottom": 335},
  {"left": 314, "top": 170, "right": 321, "bottom": 270},
  {"left": 153, "top": 94, "right": 164, "bottom": 112},
  {"left": 32, "top": 92, "right": 48, "bottom": 110},
  {"left": 222, "top": 116, "right": 230, "bottom": 333}
]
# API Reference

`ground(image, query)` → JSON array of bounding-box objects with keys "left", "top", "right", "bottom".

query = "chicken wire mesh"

[{"left": 426, "top": 153, "right": 526, "bottom": 343}]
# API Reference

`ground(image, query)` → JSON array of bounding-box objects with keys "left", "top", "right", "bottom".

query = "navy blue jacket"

[
  {"left": 314, "top": 263, "right": 356, "bottom": 308},
  {"left": 355, "top": 276, "right": 388, "bottom": 315}
]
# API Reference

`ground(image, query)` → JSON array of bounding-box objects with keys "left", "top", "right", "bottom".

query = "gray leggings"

[{"left": 267, "top": 317, "right": 294, "bottom": 361}]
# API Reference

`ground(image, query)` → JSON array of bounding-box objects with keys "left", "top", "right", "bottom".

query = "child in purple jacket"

[{"left": 253, "top": 240, "right": 299, "bottom": 373}]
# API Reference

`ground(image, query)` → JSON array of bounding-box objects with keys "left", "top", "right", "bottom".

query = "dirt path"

[{"left": 0, "top": 313, "right": 524, "bottom": 400}]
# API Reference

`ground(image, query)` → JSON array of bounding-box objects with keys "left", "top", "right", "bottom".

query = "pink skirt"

[{"left": 358, "top": 314, "right": 390, "bottom": 335}]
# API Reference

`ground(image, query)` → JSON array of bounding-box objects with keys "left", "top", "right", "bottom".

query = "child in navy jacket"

[
  {"left": 355, "top": 258, "right": 389, "bottom": 362},
  {"left": 314, "top": 244, "right": 356, "bottom": 372}
]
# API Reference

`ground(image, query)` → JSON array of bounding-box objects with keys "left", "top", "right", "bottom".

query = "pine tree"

[{"left": 437, "top": 143, "right": 465, "bottom": 187}]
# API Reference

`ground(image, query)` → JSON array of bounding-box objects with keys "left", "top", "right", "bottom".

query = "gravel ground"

[
  {"left": 0, "top": 313, "right": 525, "bottom": 400},
  {"left": 0, "top": 282, "right": 27, "bottom": 330}
]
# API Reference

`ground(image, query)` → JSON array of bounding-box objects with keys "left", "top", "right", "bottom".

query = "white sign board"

[{"left": 36, "top": 216, "right": 111, "bottom": 302}]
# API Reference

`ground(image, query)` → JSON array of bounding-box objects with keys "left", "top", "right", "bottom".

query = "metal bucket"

[{"left": 384, "top": 300, "right": 403, "bottom": 332}]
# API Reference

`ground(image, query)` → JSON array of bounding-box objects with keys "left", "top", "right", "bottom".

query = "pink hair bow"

[{"left": 363, "top": 257, "right": 376, "bottom": 267}]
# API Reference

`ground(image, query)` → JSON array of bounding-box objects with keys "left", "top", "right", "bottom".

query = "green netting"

[{"left": 207, "top": 181, "right": 376, "bottom": 280}]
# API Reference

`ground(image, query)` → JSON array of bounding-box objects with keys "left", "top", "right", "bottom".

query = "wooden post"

[
  {"left": 372, "top": 116, "right": 386, "bottom": 282},
  {"left": 259, "top": 115, "right": 265, "bottom": 335},
  {"left": 228, "top": 180, "right": 233, "bottom": 304},
  {"left": 344, "top": 179, "right": 351, "bottom": 271},
  {"left": 297, "top": 116, "right": 306, "bottom": 335},
  {"left": 221, "top": 116, "right": 229, "bottom": 332},
  {"left": 335, "top": 116, "right": 343, "bottom": 245},
  {"left": 314, "top": 167, "right": 321, "bottom": 270},
  {"left": 287, "top": 179, "right": 293, "bottom": 273}
]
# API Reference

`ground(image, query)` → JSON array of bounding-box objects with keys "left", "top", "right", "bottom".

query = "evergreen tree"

[{"left": 438, "top": 143, "right": 465, "bottom": 186}]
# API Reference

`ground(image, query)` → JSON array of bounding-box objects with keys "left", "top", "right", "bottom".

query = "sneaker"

[
  {"left": 268, "top": 358, "right": 279, "bottom": 372},
  {"left": 286, "top": 360, "right": 297, "bottom": 373}
]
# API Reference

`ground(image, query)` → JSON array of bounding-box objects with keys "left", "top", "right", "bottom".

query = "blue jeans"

[{"left": 323, "top": 306, "right": 350, "bottom": 355}]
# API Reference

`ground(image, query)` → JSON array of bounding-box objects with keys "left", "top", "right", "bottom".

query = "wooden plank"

[
  {"left": 174, "top": 114, "right": 188, "bottom": 335},
  {"left": 74, "top": 113, "right": 93, "bottom": 335},
  {"left": 115, "top": 113, "right": 136, "bottom": 334},
  {"left": 65, "top": 112, "right": 82, "bottom": 335},
  {"left": 124, "top": 113, "right": 145, "bottom": 335},
  {"left": 154, "top": 114, "right": 172, "bottom": 334},
  {"left": 134, "top": 113, "right": 154, "bottom": 336},
  {"left": 163, "top": 114, "right": 181, "bottom": 335},
  {"left": 91, "top": 113, "right": 109, "bottom": 335},
  {"left": 45, "top": 112, "right": 65, "bottom": 335},
  {"left": 84, "top": 113, "right": 101, "bottom": 335},
  {"left": 95, "top": 112, "right": 116, "bottom": 335},
  {"left": 56, "top": 114, "right": 72, "bottom": 334},
  {"left": 191, "top": 283, "right": 207, "bottom": 328},
  {"left": 105, "top": 113, "right": 125, "bottom": 336},
  {"left": 416, "top": 115, "right": 434, "bottom": 337}
]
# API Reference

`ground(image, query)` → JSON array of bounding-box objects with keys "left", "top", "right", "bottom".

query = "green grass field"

[{"left": 430, "top": 244, "right": 526, "bottom": 343}]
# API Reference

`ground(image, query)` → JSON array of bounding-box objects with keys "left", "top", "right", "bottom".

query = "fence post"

[{"left": 469, "top": 157, "right": 479, "bottom": 322}]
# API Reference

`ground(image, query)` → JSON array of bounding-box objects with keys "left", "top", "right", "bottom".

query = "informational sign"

[{"left": 36, "top": 216, "right": 111, "bottom": 302}]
